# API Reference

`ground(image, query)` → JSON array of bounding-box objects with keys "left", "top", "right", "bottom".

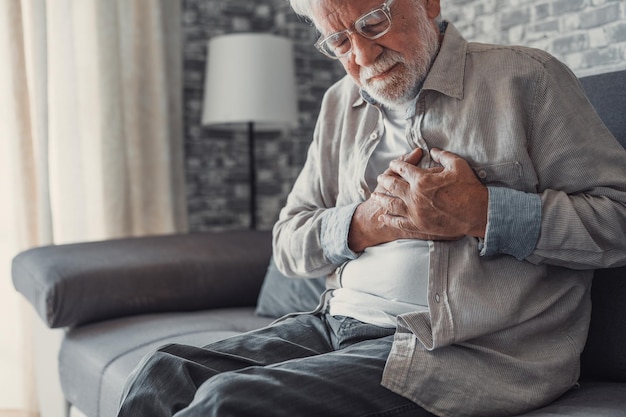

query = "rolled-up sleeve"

[
  {"left": 480, "top": 186, "right": 542, "bottom": 260},
  {"left": 320, "top": 203, "right": 361, "bottom": 264}
]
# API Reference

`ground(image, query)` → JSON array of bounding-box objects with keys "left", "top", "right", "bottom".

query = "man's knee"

[
  {"left": 185, "top": 371, "right": 273, "bottom": 416},
  {"left": 135, "top": 343, "right": 179, "bottom": 373},
  {"left": 125, "top": 343, "right": 198, "bottom": 394}
]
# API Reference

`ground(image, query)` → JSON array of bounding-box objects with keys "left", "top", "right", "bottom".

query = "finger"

[
  {"left": 429, "top": 148, "right": 463, "bottom": 169},
  {"left": 388, "top": 158, "right": 429, "bottom": 184},
  {"left": 379, "top": 166, "right": 401, "bottom": 178},
  {"left": 376, "top": 172, "right": 410, "bottom": 197},
  {"left": 376, "top": 148, "right": 423, "bottom": 185},
  {"left": 399, "top": 147, "right": 424, "bottom": 165},
  {"left": 378, "top": 213, "right": 466, "bottom": 241},
  {"left": 372, "top": 192, "right": 407, "bottom": 216}
]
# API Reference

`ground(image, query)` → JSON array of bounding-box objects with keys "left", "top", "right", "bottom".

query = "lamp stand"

[{"left": 248, "top": 121, "right": 257, "bottom": 229}]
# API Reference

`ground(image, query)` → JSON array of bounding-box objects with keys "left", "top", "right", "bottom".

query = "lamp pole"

[
  {"left": 248, "top": 121, "right": 256, "bottom": 229},
  {"left": 202, "top": 34, "right": 298, "bottom": 230}
]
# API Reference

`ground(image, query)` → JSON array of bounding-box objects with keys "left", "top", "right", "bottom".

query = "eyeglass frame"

[{"left": 314, "top": 0, "right": 397, "bottom": 60}]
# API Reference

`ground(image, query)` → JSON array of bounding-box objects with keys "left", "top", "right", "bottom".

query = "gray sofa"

[{"left": 12, "top": 69, "right": 626, "bottom": 417}]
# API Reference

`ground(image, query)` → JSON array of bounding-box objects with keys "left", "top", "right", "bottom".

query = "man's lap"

[{"left": 118, "top": 313, "right": 436, "bottom": 417}]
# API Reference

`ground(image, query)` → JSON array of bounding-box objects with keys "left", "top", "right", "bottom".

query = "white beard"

[{"left": 360, "top": 15, "right": 440, "bottom": 108}]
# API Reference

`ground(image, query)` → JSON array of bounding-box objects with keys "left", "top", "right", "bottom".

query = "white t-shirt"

[{"left": 328, "top": 101, "right": 431, "bottom": 328}]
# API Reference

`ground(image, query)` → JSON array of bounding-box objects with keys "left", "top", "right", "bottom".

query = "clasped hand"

[{"left": 348, "top": 147, "right": 488, "bottom": 253}]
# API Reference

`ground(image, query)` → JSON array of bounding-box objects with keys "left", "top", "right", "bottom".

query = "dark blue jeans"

[{"left": 117, "top": 313, "right": 435, "bottom": 417}]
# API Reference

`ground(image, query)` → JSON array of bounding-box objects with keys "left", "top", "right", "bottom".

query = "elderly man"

[{"left": 117, "top": 0, "right": 626, "bottom": 416}]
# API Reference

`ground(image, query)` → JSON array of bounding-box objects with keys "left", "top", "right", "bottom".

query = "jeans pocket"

[{"left": 327, "top": 314, "right": 394, "bottom": 350}]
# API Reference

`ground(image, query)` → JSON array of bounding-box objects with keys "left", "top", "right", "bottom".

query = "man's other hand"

[
  {"left": 374, "top": 148, "right": 488, "bottom": 241},
  {"left": 348, "top": 148, "right": 487, "bottom": 253}
]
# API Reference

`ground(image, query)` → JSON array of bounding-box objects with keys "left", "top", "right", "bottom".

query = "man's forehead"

[{"left": 311, "top": 0, "right": 385, "bottom": 32}]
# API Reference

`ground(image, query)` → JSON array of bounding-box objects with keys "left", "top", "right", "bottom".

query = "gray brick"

[
  {"left": 552, "top": 33, "right": 588, "bottom": 55},
  {"left": 534, "top": 3, "right": 551, "bottom": 20},
  {"left": 579, "top": 3, "right": 622, "bottom": 29},
  {"left": 553, "top": 0, "right": 585, "bottom": 15},
  {"left": 494, "top": 0, "right": 518, "bottom": 12},
  {"left": 581, "top": 45, "right": 622, "bottom": 68},
  {"left": 561, "top": 13, "right": 582, "bottom": 32},
  {"left": 588, "top": 27, "right": 609, "bottom": 47},
  {"left": 500, "top": 8, "right": 531, "bottom": 30},
  {"left": 475, "top": 0, "right": 496, "bottom": 15},
  {"left": 607, "top": 21, "right": 626, "bottom": 42},
  {"left": 531, "top": 19, "right": 560, "bottom": 34}
]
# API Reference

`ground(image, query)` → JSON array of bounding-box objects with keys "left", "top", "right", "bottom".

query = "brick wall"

[
  {"left": 183, "top": 0, "right": 626, "bottom": 232},
  {"left": 446, "top": 0, "right": 626, "bottom": 77},
  {"left": 183, "top": 0, "right": 343, "bottom": 231}
]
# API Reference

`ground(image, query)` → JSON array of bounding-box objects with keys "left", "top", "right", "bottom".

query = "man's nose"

[{"left": 350, "top": 34, "right": 382, "bottom": 67}]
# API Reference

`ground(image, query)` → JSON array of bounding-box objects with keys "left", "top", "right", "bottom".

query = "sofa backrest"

[
  {"left": 579, "top": 70, "right": 626, "bottom": 148},
  {"left": 578, "top": 70, "right": 626, "bottom": 382}
]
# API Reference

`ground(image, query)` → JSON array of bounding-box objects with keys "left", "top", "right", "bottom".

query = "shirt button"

[
  {"left": 435, "top": 293, "right": 441, "bottom": 303},
  {"left": 477, "top": 170, "right": 487, "bottom": 179},
  {"left": 369, "top": 132, "right": 378, "bottom": 140}
]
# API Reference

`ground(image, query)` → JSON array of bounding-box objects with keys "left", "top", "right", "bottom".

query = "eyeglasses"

[{"left": 315, "top": 0, "right": 396, "bottom": 60}]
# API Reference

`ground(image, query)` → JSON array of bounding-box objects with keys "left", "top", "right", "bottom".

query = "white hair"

[
  {"left": 288, "top": 0, "right": 443, "bottom": 27},
  {"left": 288, "top": 0, "right": 316, "bottom": 19}
]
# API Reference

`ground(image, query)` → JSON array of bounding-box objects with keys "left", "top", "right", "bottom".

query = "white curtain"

[{"left": 0, "top": 0, "right": 187, "bottom": 415}]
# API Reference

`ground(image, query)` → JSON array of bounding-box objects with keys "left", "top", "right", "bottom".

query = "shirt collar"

[
  {"left": 421, "top": 21, "right": 467, "bottom": 100},
  {"left": 351, "top": 21, "right": 467, "bottom": 108},
  {"left": 354, "top": 89, "right": 376, "bottom": 107}
]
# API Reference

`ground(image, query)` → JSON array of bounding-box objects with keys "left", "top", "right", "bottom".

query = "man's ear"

[{"left": 424, "top": 0, "right": 441, "bottom": 19}]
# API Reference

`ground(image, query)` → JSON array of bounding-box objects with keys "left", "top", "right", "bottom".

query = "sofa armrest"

[{"left": 12, "top": 230, "right": 272, "bottom": 328}]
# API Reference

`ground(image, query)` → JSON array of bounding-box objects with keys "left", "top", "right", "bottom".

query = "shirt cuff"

[
  {"left": 480, "top": 186, "right": 541, "bottom": 260},
  {"left": 320, "top": 203, "right": 360, "bottom": 265}
]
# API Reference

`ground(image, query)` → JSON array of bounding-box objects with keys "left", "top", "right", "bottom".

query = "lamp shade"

[{"left": 202, "top": 33, "right": 298, "bottom": 130}]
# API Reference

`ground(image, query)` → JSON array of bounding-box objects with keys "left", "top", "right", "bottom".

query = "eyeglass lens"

[
  {"left": 321, "top": 8, "right": 391, "bottom": 58},
  {"left": 356, "top": 9, "right": 391, "bottom": 38}
]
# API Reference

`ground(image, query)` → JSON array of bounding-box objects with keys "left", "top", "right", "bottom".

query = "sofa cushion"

[
  {"left": 59, "top": 307, "right": 273, "bottom": 417},
  {"left": 255, "top": 256, "right": 326, "bottom": 318},
  {"left": 516, "top": 381, "right": 626, "bottom": 416}
]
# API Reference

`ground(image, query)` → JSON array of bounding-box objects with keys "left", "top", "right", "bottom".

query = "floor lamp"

[{"left": 202, "top": 33, "right": 298, "bottom": 229}]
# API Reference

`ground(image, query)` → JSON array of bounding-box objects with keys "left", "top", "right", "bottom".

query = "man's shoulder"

[
  {"left": 466, "top": 41, "right": 556, "bottom": 69},
  {"left": 430, "top": 23, "right": 571, "bottom": 97}
]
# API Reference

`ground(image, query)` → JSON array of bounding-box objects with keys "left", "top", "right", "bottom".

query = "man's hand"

[
  {"left": 374, "top": 148, "right": 488, "bottom": 240},
  {"left": 347, "top": 149, "right": 424, "bottom": 252}
]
